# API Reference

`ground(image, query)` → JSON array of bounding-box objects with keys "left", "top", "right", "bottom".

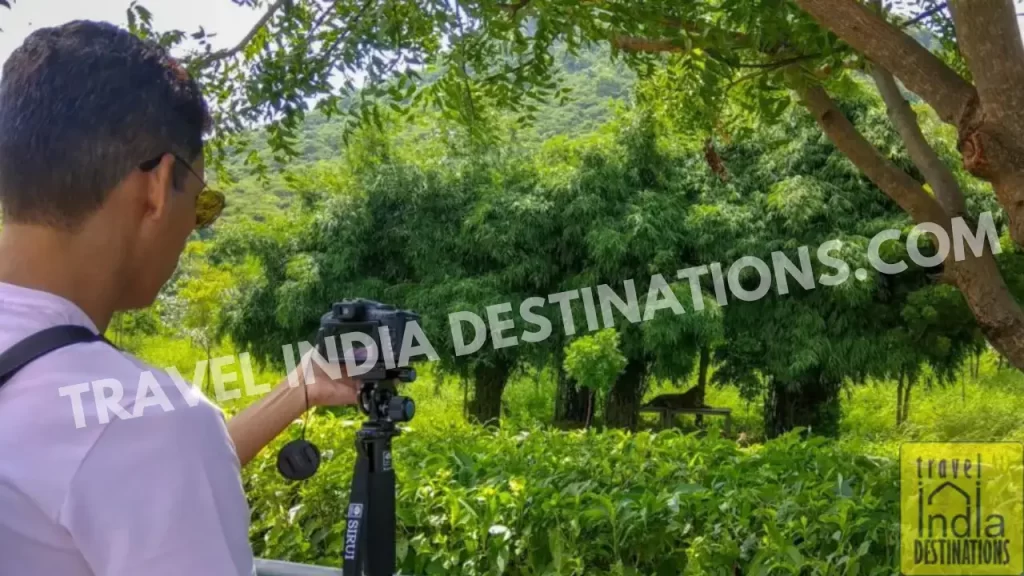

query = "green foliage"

[
  {"left": 563, "top": 328, "right": 627, "bottom": 418},
  {"left": 247, "top": 417, "right": 899, "bottom": 575},
  {"left": 212, "top": 90, "right": 997, "bottom": 434},
  {"left": 121, "top": 0, "right": 853, "bottom": 172},
  {"left": 107, "top": 307, "right": 163, "bottom": 353},
  {"left": 115, "top": 328, "right": 1024, "bottom": 575}
]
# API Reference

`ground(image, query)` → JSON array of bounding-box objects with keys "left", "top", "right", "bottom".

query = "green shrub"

[{"left": 246, "top": 418, "right": 899, "bottom": 575}]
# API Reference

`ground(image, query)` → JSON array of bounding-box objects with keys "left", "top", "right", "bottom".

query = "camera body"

[{"left": 315, "top": 298, "right": 418, "bottom": 424}]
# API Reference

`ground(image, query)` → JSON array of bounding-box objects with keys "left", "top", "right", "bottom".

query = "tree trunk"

[
  {"left": 902, "top": 377, "right": 914, "bottom": 424},
  {"left": 794, "top": 81, "right": 1024, "bottom": 371},
  {"left": 763, "top": 377, "right": 841, "bottom": 439},
  {"left": 554, "top": 367, "right": 589, "bottom": 427},
  {"left": 896, "top": 372, "right": 905, "bottom": 426},
  {"left": 695, "top": 345, "right": 710, "bottom": 427},
  {"left": 468, "top": 360, "right": 511, "bottom": 427},
  {"left": 585, "top": 389, "right": 593, "bottom": 429},
  {"left": 605, "top": 358, "right": 646, "bottom": 430}
]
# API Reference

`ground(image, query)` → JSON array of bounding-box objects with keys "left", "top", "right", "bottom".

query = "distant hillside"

[
  {"left": 213, "top": 44, "right": 635, "bottom": 224},
  {"left": 210, "top": 24, "right": 942, "bottom": 225}
]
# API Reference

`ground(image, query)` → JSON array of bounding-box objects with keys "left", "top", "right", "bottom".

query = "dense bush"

[{"left": 246, "top": 417, "right": 899, "bottom": 575}]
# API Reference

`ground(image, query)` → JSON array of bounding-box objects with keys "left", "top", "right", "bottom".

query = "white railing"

[{"left": 254, "top": 558, "right": 344, "bottom": 576}]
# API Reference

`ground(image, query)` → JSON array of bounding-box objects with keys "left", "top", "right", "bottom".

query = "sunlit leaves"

[{"left": 564, "top": 329, "right": 627, "bottom": 398}]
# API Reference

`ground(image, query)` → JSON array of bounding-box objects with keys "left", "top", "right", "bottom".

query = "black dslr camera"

[
  {"left": 317, "top": 298, "right": 418, "bottom": 421},
  {"left": 277, "top": 298, "right": 421, "bottom": 576}
]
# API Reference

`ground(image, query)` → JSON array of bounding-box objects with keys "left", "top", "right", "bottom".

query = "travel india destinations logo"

[{"left": 900, "top": 442, "right": 1024, "bottom": 575}]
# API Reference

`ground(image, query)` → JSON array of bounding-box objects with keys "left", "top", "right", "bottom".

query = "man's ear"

[{"left": 140, "top": 154, "right": 176, "bottom": 223}]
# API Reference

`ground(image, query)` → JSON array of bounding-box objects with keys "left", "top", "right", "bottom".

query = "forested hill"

[
  {"left": 214, "top": 45, "right": 635, "bottom": 223},
  {"left": 210, "top": 22, "right": 947, "bottom": 227}
]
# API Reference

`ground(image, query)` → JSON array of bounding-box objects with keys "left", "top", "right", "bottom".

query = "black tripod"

[{"left": 343, "top": 376, "right": 415, "bottom": 576}]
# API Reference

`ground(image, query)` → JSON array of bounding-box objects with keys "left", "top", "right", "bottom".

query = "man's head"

[{"left": 0, "top": 20, "right": 222, "bottom": 309}]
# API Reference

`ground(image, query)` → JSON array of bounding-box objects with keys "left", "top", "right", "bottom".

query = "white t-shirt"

[{"left": 0, "top": 282, "right": 255, "bottom": 575}]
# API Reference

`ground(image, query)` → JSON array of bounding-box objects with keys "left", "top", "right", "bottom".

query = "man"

[{"left": 0, "top": 20, "right": 357, "bottom": 575}]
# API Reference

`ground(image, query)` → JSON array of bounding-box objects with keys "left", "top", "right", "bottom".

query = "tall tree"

[{"left": 115, "top": 0, "right": 1024, "bottom": 370}]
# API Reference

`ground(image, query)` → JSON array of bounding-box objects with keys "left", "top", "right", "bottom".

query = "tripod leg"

[
  {"left": 365, "top": 437, "right": 396, "bottom": 576},
  {"left": 343, "top": 443, "right": 370, "bottom": 575}
]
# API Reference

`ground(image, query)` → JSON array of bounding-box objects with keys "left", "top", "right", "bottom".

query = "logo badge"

[
  {"left": 348, "top": 503, "right": 363, "bottom": 519},
  {"left": 383, "top": 450, "right": 392, "bottom": 471},
  {"left": 900, "top": 442, "right": 1024, "bottom": 575}
]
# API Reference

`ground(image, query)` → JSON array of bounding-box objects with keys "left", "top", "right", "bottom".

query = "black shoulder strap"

[{"left": 0, "top": 325, "right": 111, "bottom": 389}]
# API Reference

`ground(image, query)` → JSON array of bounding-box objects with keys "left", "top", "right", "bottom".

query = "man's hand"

[
  {"left": 300, "top": 352, "right": 360, "bottom": 407},
  {"left": 227, "top": 349, "right": 359, "bottom": 467}
]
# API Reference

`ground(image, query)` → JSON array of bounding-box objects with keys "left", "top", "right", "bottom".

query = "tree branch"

[
  {"left": 901, "top": 3, "right": 948, "bottom": 27},
  {"left": 866, "top": 0, "right": 966, "bottom": 217},
  {"left": 304, "top": 3, "right": 337, "bottom": 44},
  {"left": 195, "top": 0, "right": 287, "bottom": 69},
  {"left": 794, "top": 78, "right": 1024, "bottom": 371},
  {"left": 497, "top": 0, "right": 531, "bottom": 15},
  {"left": 869, "top": 63, "right": 966, "bottom": 216},
  {"left": 792, "top": 0, "right": 975, "bottom": 126},
  {"left": 316, "top": 0, "right": 376, "bottom": 70},
  {"left": 793, "top": 80, "right": 947, "bottom": 224},
  {"left": 611, "top": 36, "right": 685, "bottom": 53},
  {"left": 944, "top": 0, "right": 1024, "bottom": 246},
  {"left": 732, "top": 54, "right": 820, "bottom": 69},
  {"left": 611, "top": 35, "right": 817, "bottom": 71}
]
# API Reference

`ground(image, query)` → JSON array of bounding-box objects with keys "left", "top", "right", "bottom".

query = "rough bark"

[
  {"left": 948, "top": 0, "right": 1024, "bottom": 244},
  {"left": 605, "top": 358, "right": 645, "bottom": 430},
  {"left": 949, "top": 0, "right": 1024, "bottom": 146},
  {"left": 794, "top": 81, "right": 1024, "bottom": 371},
  {"left": 764, "top": 377, "right": 841, "bottom": 439},
  {"left": 869, "top": 63, "right": 966, "bottom": 216},
  {"left": 468, "top": 360, "right": 512, "bottom": 426}
]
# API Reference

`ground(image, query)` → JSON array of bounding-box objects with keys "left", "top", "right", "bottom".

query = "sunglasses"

[{"left": 139, "top": 152, "right": 226, "bottom": 229}]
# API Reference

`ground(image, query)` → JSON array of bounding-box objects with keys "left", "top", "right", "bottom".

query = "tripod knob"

[{"left": 388, "top": 396, "right": 415, "bottom": 422}]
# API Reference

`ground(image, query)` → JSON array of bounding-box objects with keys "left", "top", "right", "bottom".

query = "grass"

[{"left": 840, "top": 354, "right": 1024, "bottom": 456}]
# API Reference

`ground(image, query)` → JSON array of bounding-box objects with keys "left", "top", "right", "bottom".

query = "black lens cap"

[{"left": 277, "top": 439, "right": 321, "bottom": 481}]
